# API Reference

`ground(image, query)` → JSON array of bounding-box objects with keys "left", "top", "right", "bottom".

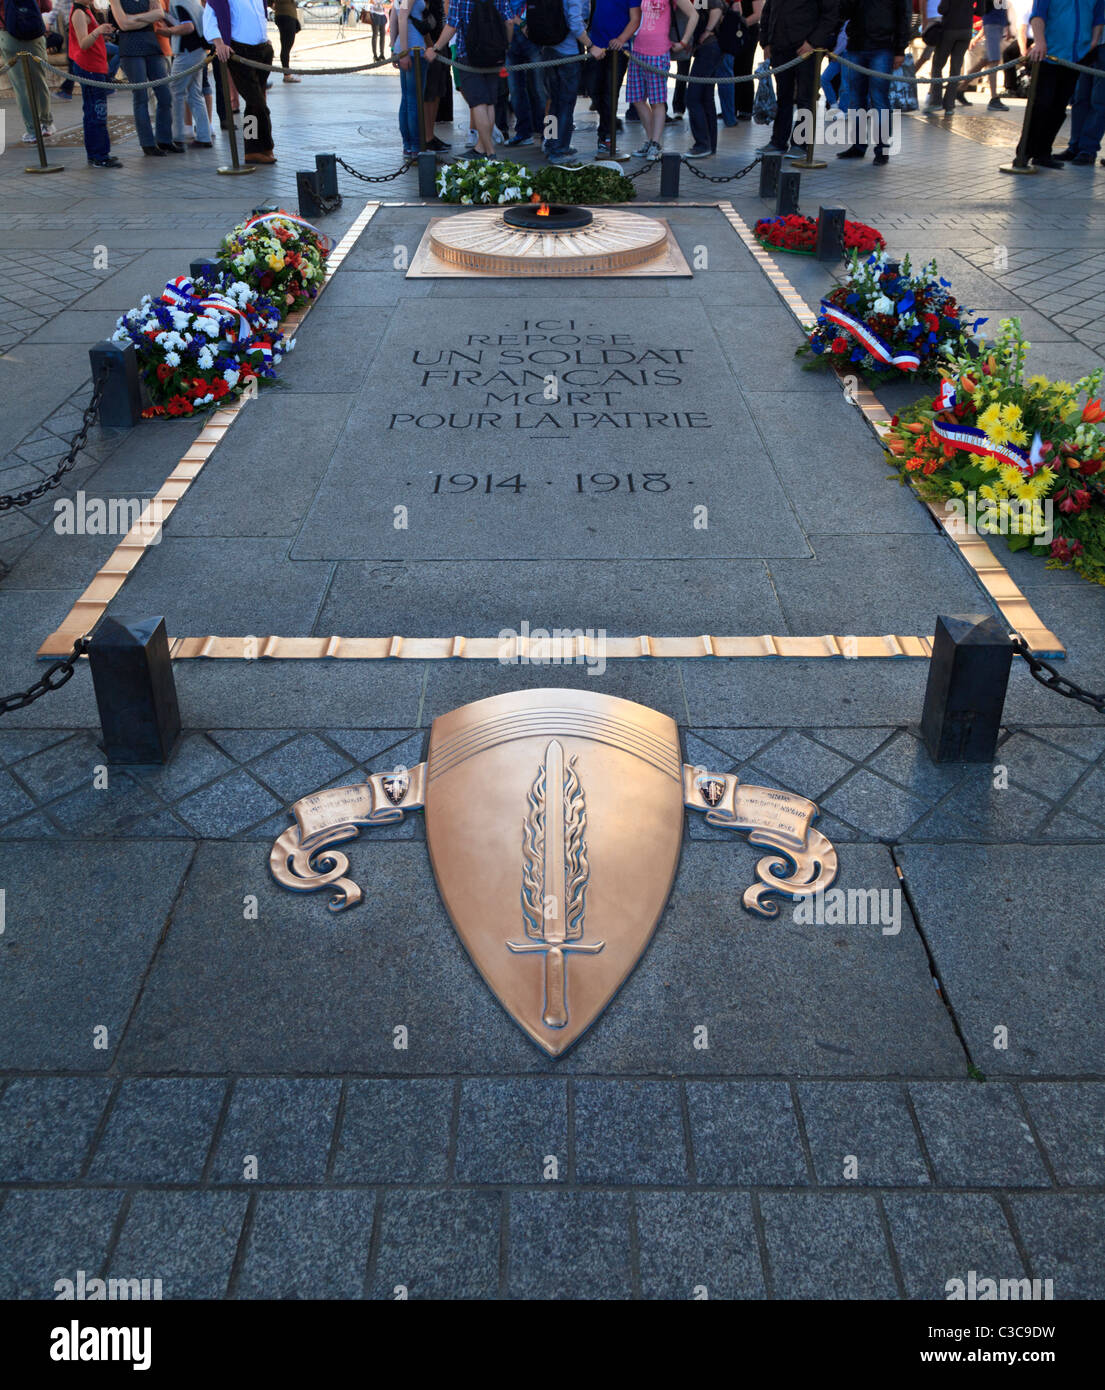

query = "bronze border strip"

[
  {"left": 34, "top": 198, "right": 1058, "bottom": 661},
  {"left": 36, "top": 199, "right": 383, "bottom": 659},
  {"left": 163, "top": 634, "right": 933, "bottom": 660},
  {"left": 716, "top": 200, "right": 1064, "bottom": 658}
]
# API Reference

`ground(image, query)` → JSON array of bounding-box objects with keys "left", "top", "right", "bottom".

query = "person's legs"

[
  {"left": 1025, "top": 59, "right": 1076, "bottom": 159},
  {"left": 718, "top": 52, "right": 735, "bottom": 124},
  {"left": 507, "top": 31, "right": 533, "bottom": 138},
  {"left": 687, "top": 44, "right": 721, "bottom": 151},
  {"left": 1067, "top": 45, "right": 1105, "bottom": 155},
  {"left": 732, "top": 24, "right": 758, "bottom": 116},
  {"left": 771, "top": 45, "right": 798, "bottom": 149},
  {"left": 928, "top": 31, "right": 953, "bottom": 106},
  {"left": 146, "top": 53, "right": 173, "bottom": 145},
  {"left": 471, "top": 100, "right": 496, "bottom": 155},
  {"left": 171, "top": 52, "right": 192, "bottom": 143},
  {"left": 836, "top": 48, "right": 865, "bottom": 146},
  {"left": 398, "top": 61, "right": 416, "bottom": 150},
  {"left": 942, "top": 33, "right": 971, "bottom": 110},
  {"left": 671, "top": 56, "right": 690, "bottom": 114},
  {"left": 121, "top": 54, "right": 156, "bottom": 146},
  {"left": 76, "top": 65, "right": 111, "bottom": 160},
  {"left": 105, "top": 42, "right": 120, "bottom": 81},
  {"left": 0, "top": 33, "right": 38, "bottom": 136},
  {"left": 866, "top": 48, "right": 893, "bottom": 154},
  {"left": 230, "top": 42, "right": 274, "bottom": 152},
  {"left": 184, "top": 50, "right": 211, "bottom": 141}
]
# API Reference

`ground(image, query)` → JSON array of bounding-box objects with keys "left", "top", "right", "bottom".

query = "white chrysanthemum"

[
  {"left": 165, "top": 350, "right": 181, "bottom": 366},
  {"left": 223, "top": 369, "right": 240, "bottom": 388},
  {"left": 872, "top": 295, "right": 895, "bottom": 316}
]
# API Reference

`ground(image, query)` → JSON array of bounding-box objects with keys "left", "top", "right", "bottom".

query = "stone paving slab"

[{"left": 897, "top": 846, "right": 1105, "bottom": 1075}]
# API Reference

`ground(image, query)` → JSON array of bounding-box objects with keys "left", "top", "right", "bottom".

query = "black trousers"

[
  {"left": 1025, "top": 57, "right": 1082, "bottom": 159},
  {"left": 275, "top": 15, "right": 298, "bottom": 70},
  {"left": 770, "top": 44, "right": 816, "bottom": 151},
  {"left": 594, "top": 48, "right": 627, "bottom": 139},
  {"left": 671, "top": 57, "right": 691, "bottom": 112},
  {"left": 229, "top": 40, "right": 274, "bottom": 152},
  {"left": 732, "top": 24, "right": 759, "bottom": 115}
]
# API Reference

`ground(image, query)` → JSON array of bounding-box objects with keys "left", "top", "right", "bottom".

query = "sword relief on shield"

[{"left": 507, "top": 739, "right": 604, "bottom": 1030}]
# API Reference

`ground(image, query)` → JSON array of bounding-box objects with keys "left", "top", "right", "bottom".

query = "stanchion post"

[
  {"left": 1000, "top": 56, "right": 1041, "bottom": 174},
  {"left": 609, "top": 51, "right": 618, "bottom": 159},
  {"left": 758, "top": 150, "right": 782, "bottom": 197},
  {"left": 189, "top": 257, "right": 220, "bottom": 283},
  {"left": 776, "top": 167, "right": 800, "bottom": 214},
  {"left": 412, "top": 48, "right": 428, "bottom": 152},
  {"left": 660, "top": 149, "right": 681, "bottom": 197},
  {"left": 315, "top": 153, "right": 341, "bottom": 203},
  {"left": 21, "top": 51, "right": 64, "bottom": 174},
  {"left": 88, "top": 616, "right": 181, "bottom": 765},
  {"left": 217, "top": 56, "right": 256, "bottom": 175},
  {"left": 296, "top": 170, "right": 322, "bottom": 217},
  {"left": 815, "top": 206, "right": 845, "bottom": 260},
  {"left": 787, "top": 48, "right": 826, "bottom": 169},
  {"left": 417, "top": 149, "right": 437, "bottom": 197},
  {"left": 921, "top": 614, "right": 1013, "bottom": 763},
  {"left": 89, "top": 341, "right": 142, "bottom": 429}
]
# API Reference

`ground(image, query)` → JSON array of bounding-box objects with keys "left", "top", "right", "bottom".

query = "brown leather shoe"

[{"left": 244, "top": 152, "right": 277, "bottom": 164}]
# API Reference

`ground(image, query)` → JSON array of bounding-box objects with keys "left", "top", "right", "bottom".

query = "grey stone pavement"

[{"left": 1, "top": 36, "right": 1104, "bottom": 1301}]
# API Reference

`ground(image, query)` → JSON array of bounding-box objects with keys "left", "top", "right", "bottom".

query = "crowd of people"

[
  {"left": 394, "top": 0, "right": 1104, "bottom": 169},
  {"left": 1, "top": 0, "right": 285, "bottom": 166},
  {"left": 2, "top": 0, "right": 1101, "bottom": 173}
]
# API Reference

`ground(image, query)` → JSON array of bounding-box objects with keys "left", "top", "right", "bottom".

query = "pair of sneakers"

[
  {"left": 634, "top": 139, "right": 662, "bottom": 159},
  {"left": 22, "top": 123, "right": 56, "bottom": 144}
]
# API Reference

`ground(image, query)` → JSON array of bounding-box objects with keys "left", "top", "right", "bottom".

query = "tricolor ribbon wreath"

[
  {"left": 930, "top": 381, "right": 1042, "bottom": 478},
  {"left": 819, "top": 300, "right": 921, "bottom": 372},
  {"left": 243, "top": 211, "right": 332, "bottom": 254},
  {"left": 159, "top": 277, "right": 277, "bottom": 367}
]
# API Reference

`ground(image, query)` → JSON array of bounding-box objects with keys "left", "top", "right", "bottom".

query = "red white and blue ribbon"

[
  {"left": 160, "top": 277, "right": 254, "bottom": 344},
  {"left": 930, "top": 381, "right": 1040, "bottom": 478},
  {"left": 243, "top": 211, "right": 331, "bottom": 253},
  {"left": 820, "top": 300, "right": 921, "bottom": 372}
]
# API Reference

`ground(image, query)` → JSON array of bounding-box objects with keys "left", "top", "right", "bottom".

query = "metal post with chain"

[
  {"left": 679, "top": 153, "right": 763, "bottom": 184},
  {"left": 335, "top": 155, "right": 416, "bottom": 183},
  {"left": 0, "top": 371, "right": 107, "bottom": 514}
]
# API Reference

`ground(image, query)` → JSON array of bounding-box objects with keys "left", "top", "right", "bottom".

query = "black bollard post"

[
  {"left": 815, "top": 206, "right": 845, "bottom": 260},
  {"left": 315, "top": 153, "right": 341, "bottom": 205},
  {"left": 88, "top": 341, "right": 142, "bottom": 430},
  {"left": 758, "top": 150, "right": 782, "bottom": 198},
  {"left": 921, "top": 614, "right": 1013, "bottom": 763},
  {"left": 776, "top": 168, "right": 801, "bottom": 214},
  {"left": 296, "top": 170, "right": 322, "bottom": 218},
  {"left": 787, "top": 49, "right": 826, "bottom": 169},
  {"left": 660, "top": 149, "right": 681, "bottom": 198},
  {"left": 88, "top": 616, "right": 181, "bottom": 765},
  {"left": 417, "top": 149, "right": 437, "bottom": 197},
  {"left": 189, "top": 257, "right": 221, "bottom": 285}
]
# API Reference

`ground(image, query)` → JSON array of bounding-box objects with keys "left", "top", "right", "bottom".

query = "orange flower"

[
  {"left": 905, "top": 422, "right": 925, "bottom": 434},
  {"left": 1082, "top": 398, "right": 1104, "bottom": 423},
  {"left": 960, "top": 376, "right": 977, "bottom": 394},
  {"left": 905, "top": 458, "right": 923, "bottom": 471},
  {"left": 888, "top": 440, "right": 907, "bottom": 456}
]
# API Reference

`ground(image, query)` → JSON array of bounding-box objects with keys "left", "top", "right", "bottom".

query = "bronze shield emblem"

[{"left": 424, "top": 688, "right": 684, "bottom": 1056}]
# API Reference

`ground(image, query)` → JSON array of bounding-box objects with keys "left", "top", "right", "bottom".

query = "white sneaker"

[
  {"left": 492, "top": 126, "right": 504, "bottom": 143},
  {"left": 22, "top": 131, "right": 37, "bottom": 143},
  {"left": 41, "top": 123, "right": 56, "bottom": 137},
  {"left": 633, "top": 140, "right": 652, "bottom": 156}
]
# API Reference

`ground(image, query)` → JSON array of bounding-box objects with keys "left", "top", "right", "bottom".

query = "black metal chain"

[
  {"left": 0, "top": 638, "right": 90, "bottom": 717},
  {"left": 335, "top": 155, "right": 414, "bottom": 184},
  {"left": 680, "top": 153, "right": 762, "bottom": 183},
  {"left": 627, "top": 158, "right": 660, "bottom": 180},
  {"left": 1010, "top": 636, "right": 1105, "bottom": 715},
  {"left": 0, "top": 372, "right": 108, "bottom": 513}
]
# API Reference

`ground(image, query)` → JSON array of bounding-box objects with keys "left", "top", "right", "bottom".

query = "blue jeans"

[
  {"left": 717, "top": 51, "right": 735, "bottom": 123},
  {"left": 542, "top": 45, "right": 580, "bottom": 154},
  {"left": 508, "top": 30, "right": 545, "bottom": 139},
  {"left": 74, "top": 60, "right": 110, "bottom": 160},
  {"left": 398, "top": 53, "right": 427, "bottom": 151},
  {"left": 821, "top": 56, "right": 841, "bottom": 107},
  {"left": 171, "top": 48, "right": 211, "bottom": 144},
  {"left": 121, "top": 51, "right": 172, "bottom": 148},
  {"left": 686, "top": 42, "right": 722, "bottom": 151},
  {"left": 838, "top": 47, "right": 893, "bottom": 151},
  {"left": 1068, "top": 44, "right": 1105, "bottom": 156}
]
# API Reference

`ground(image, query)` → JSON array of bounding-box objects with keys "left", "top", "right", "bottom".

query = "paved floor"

[{"left": 1, "top": 43, "right": 1103, "bottom": 1301}]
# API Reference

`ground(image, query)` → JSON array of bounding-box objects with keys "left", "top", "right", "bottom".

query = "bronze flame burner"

[{"left": 503, "top": 204, "right": 595, "bottom": 232}]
